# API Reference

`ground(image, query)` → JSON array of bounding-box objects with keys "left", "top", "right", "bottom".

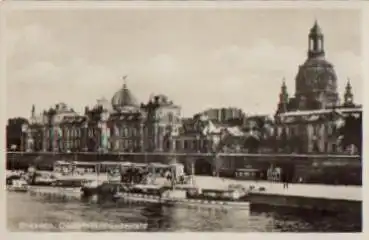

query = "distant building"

[
  {"left": 6, "top": 117, "right": 29, "bottom": 151},
  {"left": 28, "top": 103, "right": 86, "bottom": 152},
  {"left": 141, "top": 94, "right": 182, "bottom": 152},
  {"left": 242, "top": 115, "right": 276, "bottom": 153},
  {"left": 174, "top": 114, "right": 221, "bottom": 153},
  {"left": 198, "top": 107, "right": 245, "bottom": 125},
  {"left": 274, "top": 21, "right": 362, "bottom": 154}
]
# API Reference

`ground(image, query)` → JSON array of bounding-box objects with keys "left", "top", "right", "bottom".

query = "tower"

[
  {"left": 343, "top": 79, "right": 354, "bottom": 107},
  {"left": 277, "top": 78, "right": 289, "bottom": 114},
  {"left": 308, "top": 20, "right": 325, "bottom": 59}
]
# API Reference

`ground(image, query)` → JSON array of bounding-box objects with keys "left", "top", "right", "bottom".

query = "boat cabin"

[
  {"left": 73, "top": 161, "right": 99, "bottom": 175},
  {"left": 53, "top": 160, "right": 99, "bottom": 176},
  {"left": 187, "top": 188, "right": 246, "bottom": 201},
  {"left": 234, "top": 168, "right": 262, "bottom": 180},
  {"left": 148, "top": 162, "right": 170, "bottom": 176},
  {"left": 99, "top": 161, "right": 122, "bottom": 174}
]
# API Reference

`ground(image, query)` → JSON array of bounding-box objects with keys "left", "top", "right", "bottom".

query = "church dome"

[
  {"left": 303, "top": 57, "right": 334, "bottom": 68},
  {"left": 111, "top": 83, "right": 139, "bottom": 111},
  {"left": 294, "top": 21, "right": 339, "bottom": 110},
  {"left": 296, "top": 57, "right": 338, "bottom": 94}
]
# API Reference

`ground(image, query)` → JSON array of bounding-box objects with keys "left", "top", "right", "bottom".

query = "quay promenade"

[
  {"left": 192, "top": 176, "right": 361, "bottom": 213},
  {"left": 193, "top": 176, "right": 361, "bottom": 201}
]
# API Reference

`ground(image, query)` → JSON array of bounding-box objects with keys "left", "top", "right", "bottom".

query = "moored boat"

[
  {"left": 7, "top": 179, "right": 29, "bottom": 192},
  {"left": 111, "top": 184, "right": 250, "bottom": 210},
  {"left": 81, "top": 161, "right": 251, "bottom": 210}
]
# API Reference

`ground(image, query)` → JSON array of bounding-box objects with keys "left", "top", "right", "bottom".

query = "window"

[
  {"left": 184, "top": 140, "right": 188, "bottom": 149},
  {"left": 166, "top": 140, "right": 170, "bottom": 150},
  {"left": 327, "top": 124, "right": 333, "bottom": 135},
  {"left": 290, "top": 127, "right": 295, "bottom": 136},
  {"left": 168, "top": 112, "right": 174, "bottom": 122}
]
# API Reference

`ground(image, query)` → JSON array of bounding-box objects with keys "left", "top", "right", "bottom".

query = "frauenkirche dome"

[{"left": 294, "top": 21, "right": 339, "bottom": 110}]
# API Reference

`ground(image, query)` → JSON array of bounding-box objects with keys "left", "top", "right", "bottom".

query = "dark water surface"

[{"left": 7, "top": 192, "right": 361, "bottom": 232}]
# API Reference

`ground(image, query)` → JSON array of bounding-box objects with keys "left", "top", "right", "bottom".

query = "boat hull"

[
  {"left": 7, "top": 186, "right": 28, "bottom": 193},
  {"left": 28, "top": 186, "right": 83, "bottom": 201},
  {"left": 113, "top": 192, "right": 250, "bottom": 210}
]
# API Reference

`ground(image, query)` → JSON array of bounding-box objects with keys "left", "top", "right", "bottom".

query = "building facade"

[
  {"left": 199, "top": 108, "right": 245, "bottom": 125},
  {"left": 141, "top": 94, "right": 182, "bottom": 152}
]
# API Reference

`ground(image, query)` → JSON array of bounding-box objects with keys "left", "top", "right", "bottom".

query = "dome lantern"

[{"left": 308, "top": 20, "right": 325, "bottom": 59}]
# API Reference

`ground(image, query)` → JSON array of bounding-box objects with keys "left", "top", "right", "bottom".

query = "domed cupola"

[
  {"left": 111, "top": 76, "right": 140, "bottom": 112},
  {"left": 294, "top": 20, "right": 339, "bottom": 110}
]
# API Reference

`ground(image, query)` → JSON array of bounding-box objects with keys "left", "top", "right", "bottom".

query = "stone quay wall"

[{"left": 248, "top": 193, "right": 362, "bottom": 214}]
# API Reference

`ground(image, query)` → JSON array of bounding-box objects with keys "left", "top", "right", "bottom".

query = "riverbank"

[
  {"left": 192, "top": 176, "right": 361, "bottom": 201},
  {"left": 192, "top": 176, "right": 362, "bottom": 213}
]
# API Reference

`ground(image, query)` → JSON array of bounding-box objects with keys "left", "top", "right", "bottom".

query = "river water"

[{"left": 7, "top": 192, "right": 361, "bottom": 232}]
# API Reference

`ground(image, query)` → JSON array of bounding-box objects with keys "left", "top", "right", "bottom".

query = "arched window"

[{"left": 310, "top": 39, "right": 314, "bottom": 50}]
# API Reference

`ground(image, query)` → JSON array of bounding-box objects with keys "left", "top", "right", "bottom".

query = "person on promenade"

[{"left": 283, "top": 172, "right": 289, "bottom": 189}]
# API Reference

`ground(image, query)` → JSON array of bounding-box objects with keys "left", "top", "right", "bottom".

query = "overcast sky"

[{"left": 4, "top": 8, "right": 362, "bottom": 119}]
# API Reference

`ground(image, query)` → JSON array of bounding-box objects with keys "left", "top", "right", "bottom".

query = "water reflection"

[{"left": 7, "top": 192, "right": 361, "bottom": 232}]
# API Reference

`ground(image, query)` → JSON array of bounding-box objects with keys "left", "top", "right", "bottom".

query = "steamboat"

[{"left": 12, "top": 159, "right": 251, "bottom": 210}]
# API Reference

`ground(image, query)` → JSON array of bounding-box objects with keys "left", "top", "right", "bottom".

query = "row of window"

[
  {"left": 180, "top": 140, "right": 210, "bottom": 151},
  {"left": 278, "top": 123, "right": 335, "bottom": 138}
]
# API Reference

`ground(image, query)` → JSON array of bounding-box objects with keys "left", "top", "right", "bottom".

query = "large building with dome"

[
  {"left": 23, "top": 78, "right": 182, "bottom": 153},
  {"left": 274, "top": 21, "right": 362, "bottom": 154}
]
